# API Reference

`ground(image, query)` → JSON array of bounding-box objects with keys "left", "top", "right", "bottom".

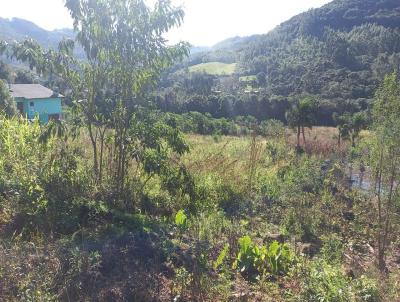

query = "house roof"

[{"left": 9, "top": 84, "right": 63, "bottom": 99}]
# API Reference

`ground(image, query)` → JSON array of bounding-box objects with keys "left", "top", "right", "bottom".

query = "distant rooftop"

[{"left": 9, "top": 84, "right": 63, "bottom": 99}]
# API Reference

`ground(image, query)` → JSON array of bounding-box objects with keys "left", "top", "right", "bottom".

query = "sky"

[{"left": 0, "top": 0, "right": 332, "bottom": 46}]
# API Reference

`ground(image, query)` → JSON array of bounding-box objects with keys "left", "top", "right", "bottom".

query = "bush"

[
  {"left": 259, "top": 119, "right": 285, "bottom": 139},
  {"left": 301, "top": 261, "right": 379, "bottom": 302},
  {"left": 353, "top": 276, "right": 379, "bottom": 302},
  {"left": 320, "top": 234, "right": 344, "bottom": 264},
  {"left": 233, "top": 235, "right": 294, "bottom": 280},
  {"left": 217, "top": 183, "right": 247, "bottom": 216},
  {"left": 302, "top": 261, "right": 352, "bottom": 301}
]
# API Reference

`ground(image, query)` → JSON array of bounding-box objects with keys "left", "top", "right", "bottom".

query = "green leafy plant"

[
  {"left": 175, "top": 209, "right": 188, "bottom": 230},
  {"left": 233, "top": 236, "right": 294, "bottom": 280},
  {"left": 213, "top": 244, "right": 230, "bottom": 271},
  {"left": 267, "top": 241, "right": 293, "bottom": 275}
]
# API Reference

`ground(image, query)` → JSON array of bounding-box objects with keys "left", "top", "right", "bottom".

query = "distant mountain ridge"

[
  {"left": 0, "top": 17, "right": 75, "bottom": 49},
  {"left": 0, "top": 17, "right": 215, "bottom": 57}
]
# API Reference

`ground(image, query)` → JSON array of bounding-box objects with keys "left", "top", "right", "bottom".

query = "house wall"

[{"left": 15, "top": 97, "right": 62, "bottom": 123}]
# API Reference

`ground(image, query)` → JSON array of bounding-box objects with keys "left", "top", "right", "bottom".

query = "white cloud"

[{"left": 0, "top": 0, "right": 332, "bottom": 46}]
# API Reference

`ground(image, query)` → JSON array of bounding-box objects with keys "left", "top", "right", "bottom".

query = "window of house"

[{"left": 30, "top": 102, "right": 34, "bottom": 107}]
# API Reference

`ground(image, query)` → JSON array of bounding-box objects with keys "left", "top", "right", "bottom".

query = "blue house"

[{"left": 10, "top": 84, "right": 63, "bottom": 123}]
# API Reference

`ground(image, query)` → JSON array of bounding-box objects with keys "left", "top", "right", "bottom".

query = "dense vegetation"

[
  {"left": 158, "top": 0, "right": 400, "bottom": 125},
  {"left": 0, "top": 0, "right": 400, "bottom": 301}
]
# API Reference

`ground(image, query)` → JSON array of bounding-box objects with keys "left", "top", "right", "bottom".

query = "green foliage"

[
  {"left": 3, "top": 0, "right": 191, "bottom": 203},
  {"left": 0, "top": 115, "right": 91, "bottom": 236},
  {"left": 175, "top": 209, "right": 188, "bottom": 230},
  {"left": 233, "top": 236, "right": 294, "bottom": 280},
  {"left": 213, "top": 243, "right": 230, "bottom": 271},
  {"left": 216, "top": 183, "right": 247, "bottom": 216},
  {"left": 302, "top": 261, "right": 352, "bottom": 302},
  {"left": 271, "top": 157, "right": 326, "bottom": 240},
  {"left": 320, "top": 235, "right": 344, "bottom": 265},
  {"left": 266, "top": 241, "right": 293, "bottom": 276},
  {"left": 373, "top": 72, "right": 400, "bottom": 145},
  {"left": 286, "top": 96, "right": 319, "bottom": 130},
  {"left": 301, "top": 261, "right": 379, "bottom": 302},
  {"left": 333, "top": 111, "right": 368, "bottom": 147},
  {"left": 0, "top": 80, "right": 16, "bottom": 116},
  {"left": 0, "top": 60, "right": 14, "bottom": 82},
  {"left": 127, "top": 109, "right": 195, "bottom": 204},
  {"left": 368, "top": 72, "right": 400, "bottom": 272},
  {"left": 0, "top": 1, "right": 399, "bottom": 299},
  {"left": 259, "top": 119, "right": 285, "bottom": 139},
  {"left": 353, "top": 276, "right": 380, "bottom": 302},
  {"left": 188, "top": 211, "right": 234, "bottom": 245}
]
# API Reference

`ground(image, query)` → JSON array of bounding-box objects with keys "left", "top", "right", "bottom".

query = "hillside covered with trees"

[{"left": 159, "top": 0, "right": 400, "bottom": 125}]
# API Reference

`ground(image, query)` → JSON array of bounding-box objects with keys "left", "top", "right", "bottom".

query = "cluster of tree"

[
  {"left": 371, "top": 72, "right": 400, "bottom": 272},
  {"left": 164, "top": 112, "right": 239, "bottom": 136},
  {"left": 155, "top": 80, "right": 290, "bottom": 122},
  {"left": 286, "top": 96, "right": 319, "bottom": 148},
  {"left": 162, "top": 111, "right": 280, "bottom": 136},
  {"left": 0, "top": 61, "right": 38, "bottom": 84},
  {"left": 0, "top": 79, "right": 15, "bottom": 115},
  {"left": 333, "top": 111, "right": 369, "bottom": 147}
]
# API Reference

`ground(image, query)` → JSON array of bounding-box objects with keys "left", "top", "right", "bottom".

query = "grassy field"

[{"left": 189, "top": 62, "right": 237, "bottom": 75}]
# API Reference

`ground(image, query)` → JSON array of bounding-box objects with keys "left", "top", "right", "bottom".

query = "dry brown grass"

[{"left": 286, "top": 126, "right": 349, "bottom": 157}]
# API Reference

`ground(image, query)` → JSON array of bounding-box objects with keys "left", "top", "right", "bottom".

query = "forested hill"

[
  {"left": 160, "top": 0, "right": 400, "bottom": 125},
  {"left": 0, "top": 18, "right": 74, "bottom": 49},
  {"left": 267, "top": 0, "right": 400, "bottom": 40}
]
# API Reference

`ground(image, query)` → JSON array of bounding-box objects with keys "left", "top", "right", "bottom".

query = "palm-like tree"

[{"left": 286, "top": 96, "right": 318, "bottom": 148}]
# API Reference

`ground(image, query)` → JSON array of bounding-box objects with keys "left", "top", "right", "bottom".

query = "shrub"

[
  {"left": 301, "top": 261, "right": 379, "bottom": 302},
  {"left": 320, "top": 234, "right": 344, "bottom": 264},
  {"left": 353, "top": 275, "right": 379, "bottom": 302},
  {"left": 189, "top": 211, "right": 234, "bottom": 244},
  {"left": 216, "top": 183, "right": 247, "bottom": 216},
  {"left": 302, "top": 261, "right": 352, "bottom": 301},
  {"left": 259, "top": 119, "right": 285, "bottom": 139},
  {"left": 233, "top": 236, "right": 294, "bottom": 280}
]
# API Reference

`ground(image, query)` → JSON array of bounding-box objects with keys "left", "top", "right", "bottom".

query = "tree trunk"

[
  {"left": 297, "top": 125, "right": 301, "bottom": 148},
  {"left": 381, "top": 160, "right": 396, "bottom": 274},
  {"left": 88, "top": 123, "right": 99, "bottom": 180},
  {"left": 99, "top": 127, "right": 106, "bottom": 182},
  {"left": 376, "top": 150, "right": 385, "bottom": 273},
  {"left": 302, "top": 126, "right": 306, "bottom": 146}
]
